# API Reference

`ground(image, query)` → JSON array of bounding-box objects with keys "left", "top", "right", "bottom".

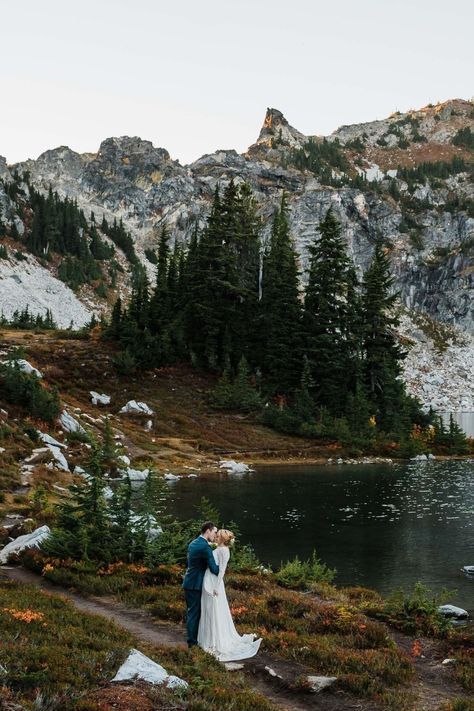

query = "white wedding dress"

[{"left": 197, "top": 546, "right": 262, "bottom": 661}]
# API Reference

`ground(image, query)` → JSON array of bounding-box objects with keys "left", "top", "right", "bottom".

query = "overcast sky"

[{"left": 1, "top": 0, "right": 472, "bottom": 165}]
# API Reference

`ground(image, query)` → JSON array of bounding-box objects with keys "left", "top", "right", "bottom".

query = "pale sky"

[{"left": 1, "top": 0, "right": 472, "bottom": 165}]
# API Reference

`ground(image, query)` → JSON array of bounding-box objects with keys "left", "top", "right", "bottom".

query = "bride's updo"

[{"left": 216, "top": 529, "right": 235, "bottom": 547}]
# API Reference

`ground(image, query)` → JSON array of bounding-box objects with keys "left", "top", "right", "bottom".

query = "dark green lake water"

[{"left": 167, "top": 460, "right": 474, "bottom": 611}]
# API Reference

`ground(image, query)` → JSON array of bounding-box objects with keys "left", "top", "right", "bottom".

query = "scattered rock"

[
  {"left": 37, "top": 431, "right": 66, "bottom": 449},
  {"left": 46, "top": 444, "right": 69, "bottom": 472},
  {"left": 442, "top": 658, "right": 456, "bottom": 665},
  {"left": 438, "top": 604, "right": 469, "bottom": 619},
  {"left": 264, "top": 666, "right": 283, "bottom": 680},
  {"left": 59, "top": 410, "right": 87, "bottom": 435},
  {"left": 129, "top": 514, "right": 162, "bottom": 540},
  {"left": 224, "top": 662, "right": 245, "bottom": 671},
  {"left": 306, "top": 675, "right": 338, "bottom": 693},
  {"left": 144, "top": 419, "right": 153, "bottom": 432},
  {"left": 119, "top": 400, "right": 154, "bottom": 416},
  {"left": 90, "top": 391, "right": 111, "bottom": 406},
  {"left": 0, "top": 408, "right": 8, "bottom": 419},
  {"left": 117, "top": 454, "right": 131, "bottom": 466},
  {"left": 111, "top": 648, "right": 188, "bottom": 689},
  {"left": 461, "top": 565, "right": 474, "bottom": 576},
  {"left": 123, "top": 467, "right": 150, "bottom": 482},
  {"left": 164, "top": 473, "right": 180, "bottom": 481},
  {"left": 0, "top": 525, "right": 50, "bottom": 564},
  {"left": 2, "top": 358, "right": 42, "bottom": 378},
  {"left": 219, "top": 460, "right": 253, "bottom": 474},
  {"left": 24, "top": 447, "right": 51, "bottom": 465}
]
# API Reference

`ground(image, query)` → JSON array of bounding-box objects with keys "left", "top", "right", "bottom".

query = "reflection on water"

[{"left": 166, "top": 460, "right": 474, "bottom": 611}]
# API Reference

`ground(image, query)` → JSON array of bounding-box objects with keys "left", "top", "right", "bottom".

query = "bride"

[{"left": 197, "top": 529, "right": 262, "bottom": 661}]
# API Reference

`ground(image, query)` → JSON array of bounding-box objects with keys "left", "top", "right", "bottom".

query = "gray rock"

[
  {"left": 59, "top": 411, "right": 87, "bottom": 435},
  {"left": 438, "top": 604, "right": 469, "bottom": 619},
  {"left": 119, "top": 400, "right": 154, "bottom": 416},
  {"left": 224, "top": 662, "right": 245, "bottom": 671},
  {"left": 90, "top": 391, "right": 111, "bottom": 405},
  {"left": 0, "top": 525, "right": 50, "bottom": 564},
  {"left": 2, "top": 359, "right": 42, "bottom": 378},
  {"left": 306, "top": 675, "right": 338, "bottom": 693},
  {"left": 37, "top": 431, "right": 66, "bottom": 449}
]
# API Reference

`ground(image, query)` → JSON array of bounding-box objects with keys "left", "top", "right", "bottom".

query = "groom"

[{"left": 182, "top": 521, "right": 220, "bottom": 648}]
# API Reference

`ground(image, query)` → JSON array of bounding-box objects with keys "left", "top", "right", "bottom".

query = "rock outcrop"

[{"left": 1, "top": 97, "right": 473, "bottom": 407}]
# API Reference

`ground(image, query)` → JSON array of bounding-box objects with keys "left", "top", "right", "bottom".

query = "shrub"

[
  {"left": 0, "top": 363, "right": 60, "bottom": 422},
  {"left": 112, "top": 349, "right": 137, "bottom": 375},
  {"left": 276, "top": 551, "right": 336, "bottom": 589},
  {"left": 371, "top": 582, "right": 453, "bottom": 637},
  {"left": 209, "top": 357, "right": 262, "bottom": 413}
]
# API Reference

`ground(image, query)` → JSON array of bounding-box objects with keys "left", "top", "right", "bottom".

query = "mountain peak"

[{"left": 252, "top": 107, "right": 306, "bottom": 150}]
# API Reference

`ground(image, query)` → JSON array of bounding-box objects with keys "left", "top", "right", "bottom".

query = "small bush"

[
  {"left": 276, "top": 551, "right": 336, "bottom": 589},
  {"left": 371, "top": 581, "right": 453, "bottom": 637},
  {"left": 112, "top": 349, "right": 137, "bottom": 375},
  {"left": 0, "top": 363, "right": 60, "bottom": 422},
  {"left": 209, "top": 357, "right": 262, "bottom": 413}
]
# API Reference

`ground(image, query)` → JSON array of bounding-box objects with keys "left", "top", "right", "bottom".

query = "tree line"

[{"left": 107, "top": 180, "right": 431, "bottom": 448}]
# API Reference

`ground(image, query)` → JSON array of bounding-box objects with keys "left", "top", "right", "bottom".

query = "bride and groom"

[{"left": 182, "top": 521, "right": 262, "bottom": 661}]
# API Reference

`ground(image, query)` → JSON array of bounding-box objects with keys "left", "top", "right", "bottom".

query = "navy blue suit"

[{"left": 183, "top": 536, "right": 219, "bottom": 646}]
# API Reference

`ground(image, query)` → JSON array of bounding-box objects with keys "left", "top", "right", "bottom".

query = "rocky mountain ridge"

[{"left": 0, "top": 98, "right": 473, "bottom": 407}]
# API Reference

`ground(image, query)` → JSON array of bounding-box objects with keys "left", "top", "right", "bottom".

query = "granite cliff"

[{"left": 0, "top": 98, "right": 473, "bottom": 408}]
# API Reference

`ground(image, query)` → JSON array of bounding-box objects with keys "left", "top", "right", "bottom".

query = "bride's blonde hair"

[{"left": 216, "top": 529, "right": 235, "bottom": 547}]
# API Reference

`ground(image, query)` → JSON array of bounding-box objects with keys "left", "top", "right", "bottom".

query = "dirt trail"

[
  {"left": 1, "top": 566, "right": 468, "bottom": 711},
  {"left": 0, "top": 566, "right": 373, "bottom": 711}
]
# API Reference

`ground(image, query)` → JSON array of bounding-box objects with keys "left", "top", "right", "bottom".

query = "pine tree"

[
  {"left": 260, "top": 193, "right": 302, "bottom": 394},
  {"left": 360, "top": 239, "right": 406, "bottom": 432},
  {"left": 302, "top": 208, "right": 357, "bottom": 413}
]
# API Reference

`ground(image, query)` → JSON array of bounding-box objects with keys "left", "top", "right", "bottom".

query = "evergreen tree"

[
  {"left": 302, "top": 208, "right": 358, "bottom": 413},
  {"left": 361, "top": 239, "right": 407, "bottom": 432},
  {"left": 260, "top": 193, "right": 302, "bottom": 394}
]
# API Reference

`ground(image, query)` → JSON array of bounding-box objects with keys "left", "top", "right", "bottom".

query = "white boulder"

[
  {"left": 37, "top": 431, "right": 66, "bottom": 449},
  {"left": 60, "top": 410, "right": 87, "bottom": 435},
  {"left": 23, "top": 447, "right": 51, "bottom": 465},
  {"left": 2, "top": 359, "right": 42, "bottom": 378},
  {"left": 119, "top": 400, "right": 154, "bottom": 416},
  {"left": 438, "top": 604, "right": 469, "bottom": 619},
  {"left": 164, "top": 473, "right": 180, "bottom": 481},
  {"left": 129, "top": 514, "right": 163, "bottom": 540},
  {"left": 462, "top": 565, "right": 474, "bottom": 576},
  {"left": 219, "top": 459, "right": 252, "bottom": 474},
  {"left": 306, "top": 675, "right": 338, "bottom": 693},
  {"left": 46, "top": 444, "right": 69, "bottom": 472},
  {"left": 123, "top": 467, "right": 150, "bottom": 482},
  {"left": 90, "top": 391, "right": 111, "bottom": 406},
  {"left": 0, "top": 525, "right": 50, "bottom": 564},
  {"left": 111, "top": 649, "right": 187, "bottom": 689}
]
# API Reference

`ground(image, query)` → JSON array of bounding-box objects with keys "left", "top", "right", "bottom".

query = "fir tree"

[
  {"left": 360, "top": 239, "right": 407, "bottom": 432},
  {"left": 303, "top": 208, "right": 358, "bottom": 413},
  {"left": 260, "top": 193, "right": 302, "bottom": 394}
]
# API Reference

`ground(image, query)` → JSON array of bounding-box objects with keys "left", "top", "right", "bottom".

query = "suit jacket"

[{"left": 182, "top": 536, "right": 219, "bottom": 590}]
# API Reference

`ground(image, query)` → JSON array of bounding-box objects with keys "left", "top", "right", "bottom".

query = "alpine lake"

[{"left": 166, "top": 412, "right": 474, "bottom": 614}]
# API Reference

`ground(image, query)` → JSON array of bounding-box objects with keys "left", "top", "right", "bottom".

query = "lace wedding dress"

[{"left": 197, "top": 545, "right": 262, "bottom": 661}]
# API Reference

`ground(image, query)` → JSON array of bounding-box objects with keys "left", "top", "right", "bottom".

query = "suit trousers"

[{"left": 184, "top": 588, "right": 202, "bottom": 646}]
